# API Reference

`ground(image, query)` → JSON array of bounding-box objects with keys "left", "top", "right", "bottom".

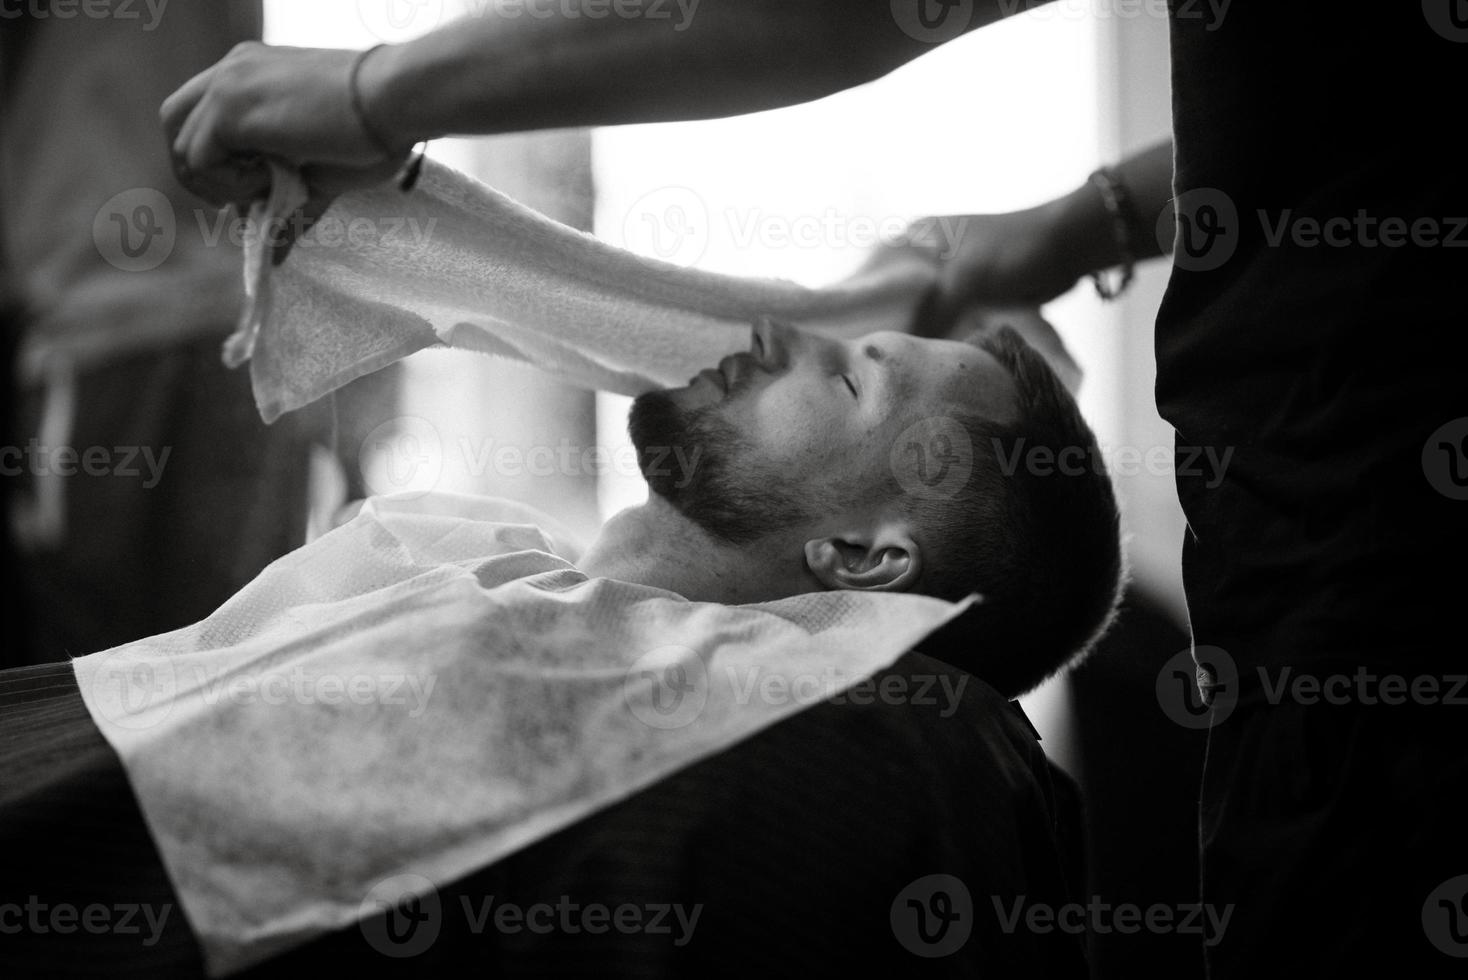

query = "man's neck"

[{"left": 577, "top": 497, "right": 817, "bottom": 605}]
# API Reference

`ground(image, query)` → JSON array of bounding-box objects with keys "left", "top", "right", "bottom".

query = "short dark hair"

[{"left": 905, "top": 327, "right": 1124, "bottom": 697}]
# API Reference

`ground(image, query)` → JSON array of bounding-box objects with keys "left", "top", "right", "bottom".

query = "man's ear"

[{"left": 803, "top": 521, "right": 923, "bottom": 593}]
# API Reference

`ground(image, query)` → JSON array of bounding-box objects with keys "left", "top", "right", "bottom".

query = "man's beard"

[{"left": 627, "top": 389, "right": 816, "bottom": 545}]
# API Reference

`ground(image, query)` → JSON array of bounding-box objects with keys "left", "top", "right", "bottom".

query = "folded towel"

[
  {"left": 229, "top": 159, "right": 957, "bottom": 423},
  {"left": 70, "top": 491, "right": 977, "bottom": 976}
]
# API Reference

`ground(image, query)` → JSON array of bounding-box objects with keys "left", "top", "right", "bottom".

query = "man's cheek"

[
  {"left": 748, "top": 393, "right": 836, "bottom": 465},
  {"left": 772, "top": 433, "right": 852, "bottom": 484}
]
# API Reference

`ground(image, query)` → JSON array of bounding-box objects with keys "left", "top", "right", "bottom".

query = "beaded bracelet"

[{"left": 1086, "top": 166, "right": 1138, "bottom": 301}]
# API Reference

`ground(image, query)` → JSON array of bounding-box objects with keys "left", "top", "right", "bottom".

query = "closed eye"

[{"left": 841, "top": 375, "right": 858, "bottom": 399}]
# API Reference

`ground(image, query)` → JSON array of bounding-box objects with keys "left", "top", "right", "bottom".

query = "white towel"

[
  {"left": 228, "top": 159, "right": 957, "bottom": 423},
  {"left": 70, "top": 491, "right": 977, "bottom": 976}
]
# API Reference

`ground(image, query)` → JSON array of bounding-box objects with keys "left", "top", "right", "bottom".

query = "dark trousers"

[{"left": 1200, "top": 694, "right": 1468, "bottom": 976}]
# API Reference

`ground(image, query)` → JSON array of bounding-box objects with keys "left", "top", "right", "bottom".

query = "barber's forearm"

[
  {"left": 1047, "top": 139, "right": 1175, "bottom": 280},
  {"left": 359, "top": 0, "right": 1025, "bottom": 142}
]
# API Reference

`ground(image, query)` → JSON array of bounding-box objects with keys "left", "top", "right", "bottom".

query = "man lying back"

[
  {"left": 2, "top": 314, "right": 1122, "bottom": 976},
  {"left": 590, "top": 315, "right": 1123, "bottom": 697}
]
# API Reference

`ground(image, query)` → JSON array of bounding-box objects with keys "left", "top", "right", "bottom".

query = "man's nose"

[{"left": 752, "top": 316, "right": 801, "bottom": 372}]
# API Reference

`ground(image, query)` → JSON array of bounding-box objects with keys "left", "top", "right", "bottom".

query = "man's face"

[{"left": 628, "top": 319, "right": 1019, "bottom": 543}]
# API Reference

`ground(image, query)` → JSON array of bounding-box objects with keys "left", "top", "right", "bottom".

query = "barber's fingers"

[
  {"left": 165, "top": 47, "right": 285, "bottom": 207},
  {"left": 161, "top": 65, "right": 248, "bottom": 205},
  {"left": 159, "top": 61, "right": 218, "bottom": 149},
  {"left": 910, "top": 282, "right": 970, "bottom": 340},
  {"left": 160, "top": 41, "right": 267, "bottom": 157},
  {"left": 171, "top": 89, "right": 271, "bottom": 208},
  {"left": 163, "top": 67, "right": 226, "bottom": 202},
  {"left": 934, "top": 263, "right": 984, "bottom": 331},
  {"left": 172, "top": 117, "right": 228, "bottom": 204}
]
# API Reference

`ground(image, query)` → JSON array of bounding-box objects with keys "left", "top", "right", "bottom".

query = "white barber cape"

[{"left": 70, "top": 491, "right": 977, "bottom": 976}]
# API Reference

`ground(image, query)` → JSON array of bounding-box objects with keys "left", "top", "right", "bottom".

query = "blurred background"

[{"left": 1, "top": 3, "right": 1201, "bottom": 975}]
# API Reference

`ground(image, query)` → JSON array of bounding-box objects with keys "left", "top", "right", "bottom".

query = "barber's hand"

[
  {"left": 161, "top": 42, "right": 412, "bottom": 208},
  {"left": 857, "top": 210, "right": 1085, "bottom": 393},
  {"left": 895, "top": 203, "right": 1087, "bottom": 339}
]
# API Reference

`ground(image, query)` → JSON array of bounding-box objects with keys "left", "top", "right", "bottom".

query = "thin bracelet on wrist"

[
  {"left": 1086, "top": 166, "right": 1138, "bottom": 301},
  {"left": 349, "top": 44, "right": 429, "bottom": 192},
  {"left": 348, "top": 45, "right": 399, "bottom": 159}
]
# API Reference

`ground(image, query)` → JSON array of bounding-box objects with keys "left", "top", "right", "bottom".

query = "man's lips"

[
  {"left": 694, "top": 368, "right": 727, "bottom": 393},
  {"left": 689, "top": 352, "right": 754, "bottom": 394}
]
